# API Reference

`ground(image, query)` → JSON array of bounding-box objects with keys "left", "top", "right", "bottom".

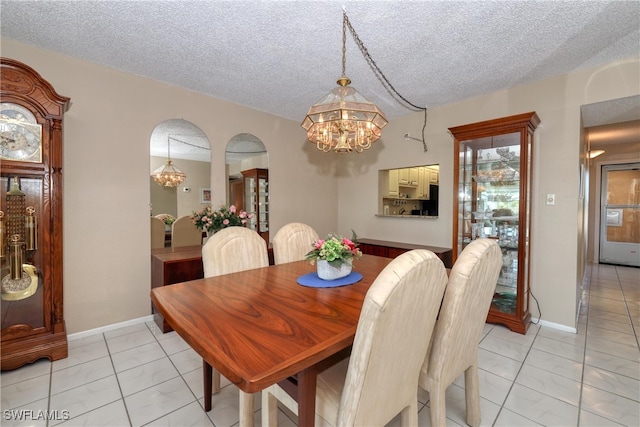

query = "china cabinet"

[
  {"left": 449, "top": 112, "right": 540, "bottom": 334},
  {"left": 1, "top": 58, "right": 70, "bottom": 369},
  {"left": 242, "top": 168, "right": 269, "bottom": 243}
]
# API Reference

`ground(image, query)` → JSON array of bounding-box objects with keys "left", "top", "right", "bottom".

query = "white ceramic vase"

[{"left": 316, "top": 259, "right": 352, "bottom": 281}]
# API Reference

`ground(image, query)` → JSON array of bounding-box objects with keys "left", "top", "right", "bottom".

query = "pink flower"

[
  {"left": 239, "top": 211, "right": 247, "bottom": 219},
  {"left": 241, "top": 219, "right": 247, "bottom": 224},
  {"left": 342, "top": 238, "right": 355, "bottom": 248},
  {"left": 314, "top": 239, "right": 325, "bottom": 249},
  {"left": 223, "top": 219, "right": 230, "bottom": 225},
  {"left": 229, "top": 205, "right": 237, "bottom": 214}
]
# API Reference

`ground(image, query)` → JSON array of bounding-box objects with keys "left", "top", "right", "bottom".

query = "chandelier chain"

[
  {"left": 168, "top": 136, "right": 211, "bottom": 151},
  {"left": 343, "top": 11, "right": 428, "bottom": 152},
  {"left": 342, "top": 10, "right": 347, "bottom": 77},
  {"left": 343, "top": 13, "right": 424, "bottom": 113}
]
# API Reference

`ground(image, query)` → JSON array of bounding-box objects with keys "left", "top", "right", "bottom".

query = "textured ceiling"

[{"left": 1, "top": 0, "right": 639, "bottom": 161}]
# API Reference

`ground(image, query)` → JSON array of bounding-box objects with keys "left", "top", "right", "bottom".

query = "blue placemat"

[{"left": 297, "top": 272, "right": 363, "bottom": 288}]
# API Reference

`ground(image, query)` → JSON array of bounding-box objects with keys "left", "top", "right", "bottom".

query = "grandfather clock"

[{"left": 0, "top": 58, "right": 70, "bottom": 370}]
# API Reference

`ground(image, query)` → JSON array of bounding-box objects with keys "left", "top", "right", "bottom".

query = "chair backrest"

[
  {"left": 423, "top": 238, "right": 502, "bottom": 387},
  {"left": 150, "top": 216, "right": 166, "bottom": 249},
  {"left": 337, "top": 250, "right": 448, "bottom": 426},
  {"left": 171, "top": 215, "right": 202, "bottom": 248},
  {"left": 202, "top": 226, "right": 269, "bottom": 277},
  {"left": 272, "top": 222, "right": 320, "bottom": 265}
]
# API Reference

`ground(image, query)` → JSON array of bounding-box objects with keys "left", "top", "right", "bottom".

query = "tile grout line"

[
  {"left": 141, "top": 322, "right": 215, "bottom": 427},
  {"left": 575, "top": 263, "right": 594, "bottom": 427},
  {"left": 103, "top": 330, "right": 134, "bottom": 427}
]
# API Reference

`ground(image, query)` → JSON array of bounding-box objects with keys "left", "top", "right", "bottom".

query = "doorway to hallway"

[{"left": 599, "top": 163, "right": 640, "bottom": 267}]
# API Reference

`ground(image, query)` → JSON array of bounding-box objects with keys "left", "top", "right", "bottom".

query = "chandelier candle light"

[
  {"left": 152, "top": 136, "right": 186, "bottom": 187},
  {"left": 301, "top": 10, "right": 388, "bottom": 153}
]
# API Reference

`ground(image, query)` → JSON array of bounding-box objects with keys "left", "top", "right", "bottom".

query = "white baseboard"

[
  {"left": 531, "top": 317, "right": 577, "bottom": 333},
  {"left": 67, "top": 315, "right": 155, "bottom": 341}
]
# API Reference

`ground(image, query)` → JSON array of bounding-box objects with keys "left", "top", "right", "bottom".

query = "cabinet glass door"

[
  {"left": 241, "top": 168, "right": 269, "bottom": 243},
  {"left": 1, "top": 176, "right": 45, "bottom": 332},
  {"left": 258, "top": 177, "right": 268, "bottom": 234},
  {"left": 244, "top": 175, "right": 257, "bottom": 232},
  {"left": 450, "top": 112, "right": 539, "bottom": 334},
  {"left": 459, "top": 134, "right": 521, "bottom": 314}
]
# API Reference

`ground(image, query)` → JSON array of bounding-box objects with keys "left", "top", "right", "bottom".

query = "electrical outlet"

[{"left": 546, "top": 193, "right": 556, "bottom": 206}]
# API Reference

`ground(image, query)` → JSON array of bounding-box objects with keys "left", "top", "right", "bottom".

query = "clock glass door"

[{"left": 1, "top": 175, "right": 45, "bottom": 334}]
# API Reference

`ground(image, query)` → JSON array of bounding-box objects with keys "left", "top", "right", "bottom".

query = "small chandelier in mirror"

[
  {"left": 301, "top": 10, "right": 388, "bottom": 153},
  {"left": 152, "top": 136, "right": 186, "bottom": 187}
]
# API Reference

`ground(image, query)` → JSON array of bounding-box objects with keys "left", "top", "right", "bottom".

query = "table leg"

[
  {"left": 296, "top": 367, "right": 318, "bottom": 426},
  {"left": 204, "top": 360, "right": 212, "bottom": 411}
]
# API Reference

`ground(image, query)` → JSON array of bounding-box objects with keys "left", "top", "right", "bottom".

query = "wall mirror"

[
  {"left": 149, "top": 119, "right": 211, "bottom": 220},
  {"left": 225, "top": 133, "right": 269, "bottom": 241},
  {"left": 378, "top": 165, "right": 440, "bottom": 217}
]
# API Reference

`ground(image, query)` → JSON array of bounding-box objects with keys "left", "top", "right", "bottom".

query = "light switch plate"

[{"left": 546, "top": 193, "right": 556, "bottom": 205}]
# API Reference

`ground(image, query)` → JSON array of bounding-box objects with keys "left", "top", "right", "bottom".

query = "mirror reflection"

[
  {"left": 149, "top": 119, "right": 211, "bottom": 245},
  {"left": 225, "top": 133, "right": 269, "bottom": 241},
  {"left": 379, "top": 165, "right": 439, "bottom": 217}
]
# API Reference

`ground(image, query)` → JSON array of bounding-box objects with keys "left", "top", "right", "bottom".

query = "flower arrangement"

[
  {"left": 191, "top": 204, "right": 252, "bottom": 234},
  {"left": 156, "top": 214, "right": 175, "bottom": 226},
  {"left": 305, "top": 230, "right": 362, "bottom": 268}
]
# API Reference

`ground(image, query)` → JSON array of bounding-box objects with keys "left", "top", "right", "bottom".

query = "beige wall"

[{"left": 2, "top": 39, "right": 638, "bottom": 333}]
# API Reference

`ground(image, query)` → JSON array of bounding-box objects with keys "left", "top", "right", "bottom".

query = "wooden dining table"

[{"left": 150, "top": 254, "right": 393, "bottom": 426}]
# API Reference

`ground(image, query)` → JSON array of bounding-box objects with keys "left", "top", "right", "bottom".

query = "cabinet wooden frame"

[
  {"left": 1, "top": 58, "right": 70, "bottom": 369},
  {"left": 449, "top": 112, "right": 540, "bottom": 334}
]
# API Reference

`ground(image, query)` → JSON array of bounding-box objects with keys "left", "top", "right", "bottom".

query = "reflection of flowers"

[
  {"left": 305, "top": 230, "right": 362, "bottom": 268},
  {"left": 156, "top": 214, "right": 175, "bottom": 226},
  {"left": 191, "top": 204, "right": 252, "bottom": 234}
]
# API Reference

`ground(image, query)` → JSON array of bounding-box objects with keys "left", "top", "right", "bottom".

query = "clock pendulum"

[{"left": 1, "top": 177, "right": 38, "bottom": 301}]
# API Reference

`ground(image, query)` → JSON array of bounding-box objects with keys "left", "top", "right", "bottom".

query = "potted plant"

[{"left": 305, "top": 231, "right": 362, "bottom": 280}]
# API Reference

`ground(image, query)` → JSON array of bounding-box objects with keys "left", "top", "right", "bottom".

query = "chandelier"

[
  {"left": 302, "top": 10, "right": 430, "bottom": 153},
  {"left": 151, "top": 136, "right": 186, "bottom": 187},
  {"left": 301, "top": 10, "right": 388, "bottom": 153}
]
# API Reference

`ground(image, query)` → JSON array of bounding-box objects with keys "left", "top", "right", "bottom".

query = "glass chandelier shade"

[
  {"left": 302, "top": 77, "right": 388, "bottom": 153},
  {"left": 152, "top": 137, "right": 186, "bottom": 187},
  {"left": 301, "top": 10, "right": 388, "bottom": 153},
  {"left": 152, "top": 159, "right": 186, "bottom": 187}
]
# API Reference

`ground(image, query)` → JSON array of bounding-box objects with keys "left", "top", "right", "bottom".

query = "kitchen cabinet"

[
  {"left": 398, "top": 168, "right": 409, "bottom": 185},
  {"left": 1, "top": 58, "right": 70, "bottom": 369},
  {"left": 418, "top": 167, "right": 430, "bottom": 199},
  {"left": 429, "top": 168, "right": 439, "bottom": 184},
  {"left": 242, "top": 168, "right": 269, "bottom": 243},
  {"left": 387, "top": 169, "right": 399, "bottom": 197},
  {"left": 408, "top": 167, "right": 419, "bottom": 187},
  {"left": 449, "top": 112, "right": 540, "bottom": 334}
]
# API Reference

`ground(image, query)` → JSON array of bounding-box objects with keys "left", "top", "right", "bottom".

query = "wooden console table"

[
  {"left": 358, "top": 238, "right": 453, "bottom": 268},
  {"left": 151, "top": 245, "right": 204, "bottom": 332}
]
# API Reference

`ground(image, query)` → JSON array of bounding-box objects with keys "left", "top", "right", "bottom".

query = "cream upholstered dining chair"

[
  {"left": 201, "top": 226, "right": 269, "bottom": 426},
  {"left": 262, "top": 249, "right": 448, "bottom": 426},
  {"left": 418, "top": 238, "right": 502, "bottom": 427},
  {"left": 150, "top": 216, "right": 165, "bottom": 249},
  {"left": 171, "top": 215, "right": 201, "bottom": 248},
  {"left": 272, "top": 222, "right": 319, "bottom": 264}
]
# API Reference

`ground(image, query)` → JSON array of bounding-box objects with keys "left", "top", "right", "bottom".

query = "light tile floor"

[{"left": 1, "top": 263, "right": 638, "bottom": 426}]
